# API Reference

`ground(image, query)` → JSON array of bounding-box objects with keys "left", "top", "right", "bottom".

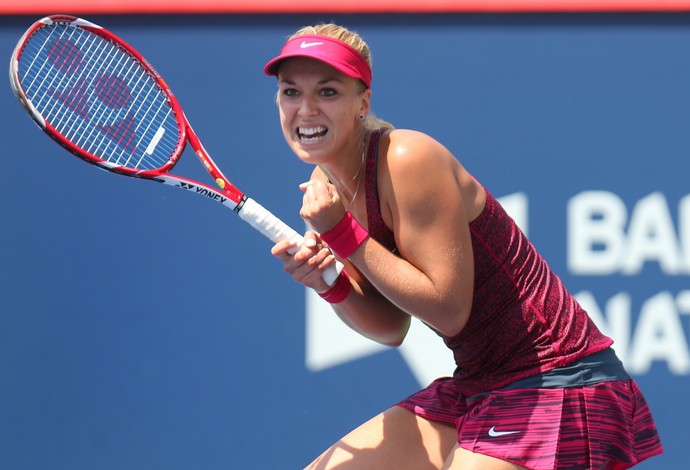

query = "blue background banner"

[{"left": 1, "top": 14, "right": 687, "bottom": 469}]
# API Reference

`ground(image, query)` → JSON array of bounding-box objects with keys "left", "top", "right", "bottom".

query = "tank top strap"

[{"left": 364, "top": 129, "right": 397, "bottom": 252}]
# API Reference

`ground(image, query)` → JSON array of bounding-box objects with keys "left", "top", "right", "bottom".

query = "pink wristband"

[
  {"left": 320, "top": 212, "right": 369, "bottom": 259},
  {"left": 318, "top": 270, "right": 351, "bottom": 303}
]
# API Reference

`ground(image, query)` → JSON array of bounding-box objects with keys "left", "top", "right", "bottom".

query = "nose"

[{"left": 298, "top": 95, "right": 318, "bottom": 117}]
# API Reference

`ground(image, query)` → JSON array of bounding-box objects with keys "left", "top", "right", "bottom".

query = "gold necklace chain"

[{"left": 345, "top": 132, "right": 367, "bottom": 209}]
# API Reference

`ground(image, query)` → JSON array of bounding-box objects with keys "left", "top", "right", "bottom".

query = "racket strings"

[{"left": 17, "top": 21, "right": 181, "bottom": 171}]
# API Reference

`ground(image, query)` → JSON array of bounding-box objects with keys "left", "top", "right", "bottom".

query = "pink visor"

[{"left": 263, "top": 34, "right": 372, "bottom": 88}]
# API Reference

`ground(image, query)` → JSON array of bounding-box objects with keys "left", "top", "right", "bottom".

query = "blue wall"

[{"left": 1, "top": 13, "right": 687, "bottom": 469}]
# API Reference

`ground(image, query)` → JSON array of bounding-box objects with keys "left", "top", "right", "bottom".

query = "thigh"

[
  {"left": 442, "top": 445, "right": 528, "bottom": 470},
  {"left": 305, "top": 406, "right": 458, "bottom": 470}
]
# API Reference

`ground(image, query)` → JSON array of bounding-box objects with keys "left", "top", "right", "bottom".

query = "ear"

[{"left": 358, "top": 88, "right": 372, "bottom": 118}]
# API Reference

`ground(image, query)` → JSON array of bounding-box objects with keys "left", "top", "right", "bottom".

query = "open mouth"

[{"left": 297, "top": 126, "right": 328, "bottom": 143}]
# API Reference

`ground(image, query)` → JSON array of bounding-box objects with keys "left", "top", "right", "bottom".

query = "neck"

[{"left": 321, "top": 128, "right": 369, "bottom": 204}]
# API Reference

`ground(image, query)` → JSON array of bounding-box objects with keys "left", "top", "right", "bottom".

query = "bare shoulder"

[
  {"left": 379, "top": 129, "right": 486, "bottom": 222},
  {"left": 380, "top": 128, "right": 465, "bottom": 186},
  {"left": 384, "top": 129, "right": 451, "bottom": 162}
]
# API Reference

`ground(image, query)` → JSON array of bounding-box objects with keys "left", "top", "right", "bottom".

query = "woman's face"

[{"left": 276, "top": 57, "right": 370, "bottom": 165}]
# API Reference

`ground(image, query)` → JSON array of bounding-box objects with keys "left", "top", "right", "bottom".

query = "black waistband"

[
  {"left": 504, "top": 347, "right": 629, "bottom": 390},
  {"left": 467, "top": 347, "right": 629, "bottom": 402}
]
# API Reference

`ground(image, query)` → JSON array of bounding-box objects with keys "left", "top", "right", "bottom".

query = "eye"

[
  {"left": 320, "top": 87, "right": 338, "bottom": 97},
  {"left": 281, "top": 87, "right": 299, "bottom": 97}
]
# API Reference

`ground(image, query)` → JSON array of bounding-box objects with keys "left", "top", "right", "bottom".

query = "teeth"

[{"left": 298, "top": 126, "right": 327, "bottom": 140}]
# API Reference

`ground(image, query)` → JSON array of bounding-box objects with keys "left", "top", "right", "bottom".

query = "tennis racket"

[{"left": 9, "top": 15, "right": 341, "bottom": 285}]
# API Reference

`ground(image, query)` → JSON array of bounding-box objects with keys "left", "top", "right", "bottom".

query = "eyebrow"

[{"left": 278, "top": 77, "right": 343, "bottom": 86}]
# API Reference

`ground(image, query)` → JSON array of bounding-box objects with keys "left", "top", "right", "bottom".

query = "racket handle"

[{"left": 238, "top": 198, "right": 343, "bottom": 286}]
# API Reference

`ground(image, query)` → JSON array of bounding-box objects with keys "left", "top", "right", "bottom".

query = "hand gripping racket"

[{"left": 10, "top": 15, "right": 342, "bottom": 285}]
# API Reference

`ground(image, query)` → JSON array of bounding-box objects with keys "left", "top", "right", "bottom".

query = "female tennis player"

[{"left": 265, "top": 23, "right": 663, "bottom": 470}]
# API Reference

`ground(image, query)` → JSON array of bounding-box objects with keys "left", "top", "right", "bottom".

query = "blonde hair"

[{"left": 289, "top": 23, "right": 395, "bottom": 131}]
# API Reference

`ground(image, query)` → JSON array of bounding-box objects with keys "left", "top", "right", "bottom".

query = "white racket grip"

[{"left": 238, "top": 197, "right": 343, "bottom": 286}]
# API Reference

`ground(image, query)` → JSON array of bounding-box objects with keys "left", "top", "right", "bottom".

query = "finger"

[
  {"left": 292, "top": 249, "right": 334, "bottom": 288},
  {"left": 315, "top": 248, "right": 337, "bottom": 271},
  {"left": 304, "top": 236, "right": 317, "bottom": 249},
  {"left": 303, "top": 230, "right": 321, "bottom": 249},
  {"left": 270, "top": 238, "right": 298, "bottom": 257},
  {"left": 292, "top": 240, "right": 321, "bottom": 263}
]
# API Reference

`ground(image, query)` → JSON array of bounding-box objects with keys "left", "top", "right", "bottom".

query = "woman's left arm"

[{"left": 348, "top": 130, "right": 477, "bottom": 337}]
